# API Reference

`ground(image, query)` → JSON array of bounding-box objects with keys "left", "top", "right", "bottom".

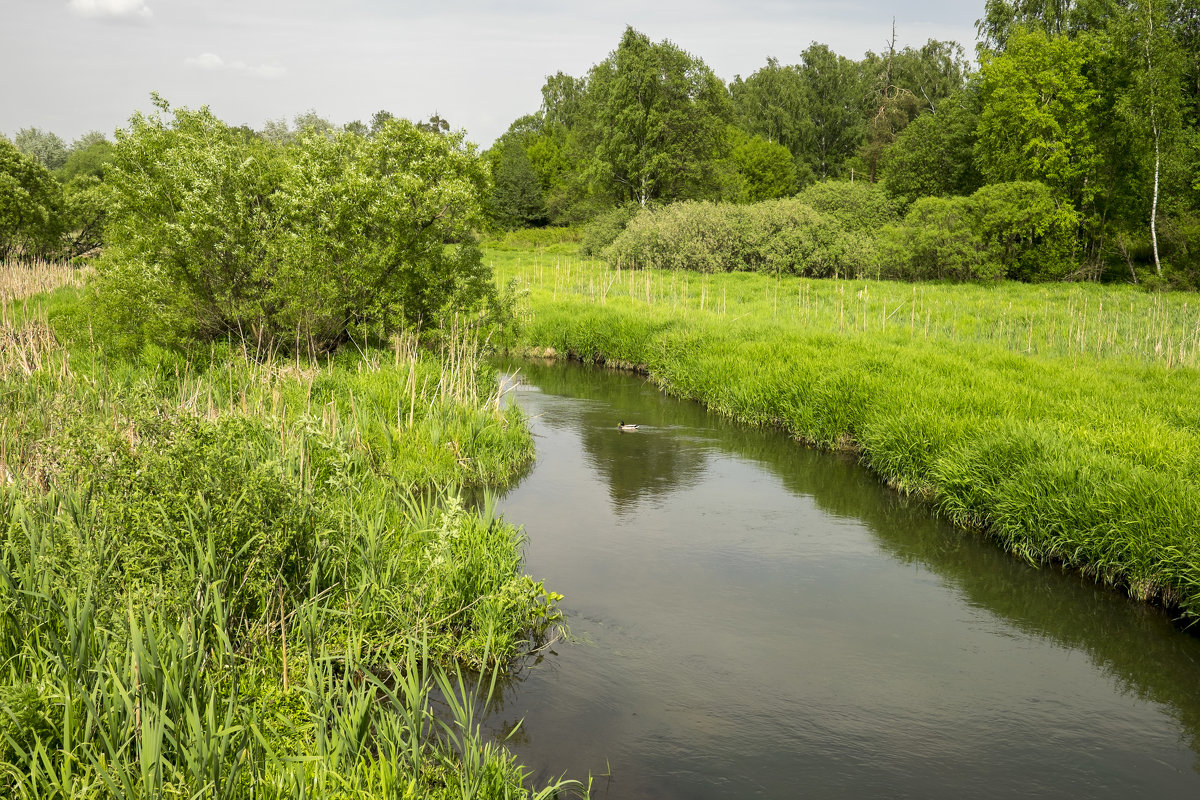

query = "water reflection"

[{"left": 489, "top": 357, "right": 1200, "bottom": 797}]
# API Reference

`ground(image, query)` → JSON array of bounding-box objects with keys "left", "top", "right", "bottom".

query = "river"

[{"left": 484, "top": 357, "right": 1200, "bottom": 799}]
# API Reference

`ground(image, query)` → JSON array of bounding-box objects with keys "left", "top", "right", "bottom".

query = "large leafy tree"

[
  {"left": 977, "top": 0, "right": 1123, "bottom": 50},
  {"left": 578, "top": 26, "right": 732, "bottom": 206},
  {"left": 730, "top": 57, "right": 808, "bottom": 154},
  {"left": 792, "top": 43, "right": 870, "bottom": 182},
  {"left": 59, "top": 134, "right": 113, "bottom": 181},
  {"left": 881, "top": 91, "right": 983, "bottom": 204},
  {"left": 974, "top": 28, "right": 1102, "bottom": 211},
  {"left": 488, "top": 139, "right": 549, "bottom": 228}
]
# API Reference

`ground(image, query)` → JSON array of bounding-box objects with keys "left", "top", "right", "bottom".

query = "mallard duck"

[{"left": 617, "top": 421, "right": 640, "bottom": 431}]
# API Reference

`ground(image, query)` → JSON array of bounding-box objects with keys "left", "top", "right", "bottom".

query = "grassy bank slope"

[
  {"left": 0, "top": 263, "right": 572, "bottom": 799},
  {"left": 492, "top": 248, "right": 1200, "bottom": 619}
]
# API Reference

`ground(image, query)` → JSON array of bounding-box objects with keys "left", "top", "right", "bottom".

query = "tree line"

[
  {"left": 488, "top": 3, "right": 1200, "bottom": 285},
  {"left": 3, "top": 1, "right": 1198, "bottom": 287}
]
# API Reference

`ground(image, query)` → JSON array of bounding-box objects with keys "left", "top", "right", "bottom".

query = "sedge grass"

[
  {"left": 0, "top": 267, "right": 576, "bottom": 798},
  {"left": 492, "top": 246, "right": 1200, "bottom": 620}
]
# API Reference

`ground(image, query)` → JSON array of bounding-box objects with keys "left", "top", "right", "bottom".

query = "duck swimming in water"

[{"left": 617, "top": 421, "right": 640, "bottom": 431}]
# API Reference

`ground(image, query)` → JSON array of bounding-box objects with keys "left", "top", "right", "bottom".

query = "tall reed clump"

[
  {"left": 0, "top": 258, "right": 84, "bottom": 306},
  {"left": 0, "top": 277, "right": 573, "bottom": 797},
  {"left": 496, "top": 249, "right": 1200, "bottom": 622}
]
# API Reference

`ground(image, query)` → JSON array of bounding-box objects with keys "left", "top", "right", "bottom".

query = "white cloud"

[
  {"left": 185, "top": 52, "right": 225, "bottom": 70},
  {"left": 67, "top": 0, "right": 152, "bottom": 18},
  {"left": 185, "top": 53, "right": 287, "bottom": 79}
]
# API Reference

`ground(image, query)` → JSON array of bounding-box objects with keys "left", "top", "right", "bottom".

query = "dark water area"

[{"left": 484, "top": 357, "right": 1200, "bottom": 799}]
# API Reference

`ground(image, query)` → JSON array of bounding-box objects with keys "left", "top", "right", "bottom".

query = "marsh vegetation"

[{"left": 0, "top": 135, "right": 573, "bottom": 797}]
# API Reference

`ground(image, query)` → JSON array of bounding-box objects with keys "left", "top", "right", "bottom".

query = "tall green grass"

[
  {"left": 491, "top": 249, "right": 1200, "bottom": 369},
  {"left": 0, "top": 269, "right": 577, "bottom": 798},
  {"left": 493, "top": 247, "right": 1200, "bottom": 619}
]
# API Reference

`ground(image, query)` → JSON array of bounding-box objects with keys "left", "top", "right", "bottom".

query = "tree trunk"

[
  {"left": 1151, "top": 123, "right": 1161, "bottom": 277},
  {"left": 1146, "top": 0, "right": 1162, "bottom": 277}
]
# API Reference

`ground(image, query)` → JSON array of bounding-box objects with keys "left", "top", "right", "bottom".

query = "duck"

[{"left": 617, "top": 421, "right": 641, "bottom": 431}]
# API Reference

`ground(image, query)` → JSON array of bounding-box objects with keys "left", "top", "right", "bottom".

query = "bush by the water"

[{"left": 96, "top": 98, "right": 501, "bottom": 353}]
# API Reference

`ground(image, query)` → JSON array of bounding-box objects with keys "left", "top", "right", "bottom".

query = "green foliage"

[
  {"left": 881, "top": 181, "right": 1080, "bottom": 281},
  {"left": 0, "top": 683, "right": 61, "bottom": 765},
  {"left": 47, "top": 406, "right": 317, "bottom": 627},
  {"left": 483, "top": 225, "right": 582, "bottom": 252},
  {"left": 488, "top": 141, "right": 549, "bottom": 229},
  {"left": 97, "top": 98, "right": 498, "bottom": 351},
  {"left": 0, "top": 281, "right": 568, "bottom": 797},
  {"left": 975, "top": 28, "right": 1102, "bottom": 208},
  {"left": 578, "top": 26, "right": 733, "bottom": 206},
  {"left": 488, "top": 14, "right": 1200, "bottom": 281},
  {"left": 881, "top": 93, "right": 983, "bottom": 206},
  {"left": 58, "top": 135, "right": 113, "bottom": 182},
  {"left": 731, "top": 45, "right": 877, "bottom": 184},
  {"left": 730, "top": 57, "right": 808, "bottom": 169},
  {"left": 579, "top": 205, "right": 638, "bottom": 256},
  {"left": 978, "top": 0, "right": 1122, "bottom": 51},
  {"left": 0, "top": 138, "right": 62, "bottom": 261},
  {"left": 605, "top": 195, "right": 877, "bottom": 278},
  {"left": 792, "top": 44, "right": 871, "bottom": 181},
  {"left": 12, "top": 127, "right": 67, "bottom": 171},
  {"left": 796, "top": 180, "right": 900, "bottom": 232},
  {"left": 60, "top": 173, "right": 107, "bottom": 258},
  {"left": 971, "top": 180, "right": 1081, "bottom": 280},
  {"left": 855, "top": 39, "right": 970, "bottom": 181},
  {"left": 880, "top": 195, "right": 991, "bottom": 280},
  {"left": 724, "top": 127, "right": 797, "bottom": 202}
]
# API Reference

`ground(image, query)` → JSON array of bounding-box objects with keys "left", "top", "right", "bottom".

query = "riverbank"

[
  {"left": 491, "top": 247, "right": 1200, "bottom": 619},
  {"left": 0, "top": 263, "right": 572, "bottom": 798}
]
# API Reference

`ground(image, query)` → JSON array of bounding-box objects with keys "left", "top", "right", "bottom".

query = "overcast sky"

[{"left": 1, "top": 0, "right": 985, "bottom": 148}]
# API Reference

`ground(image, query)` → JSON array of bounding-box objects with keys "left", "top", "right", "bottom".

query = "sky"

[{"left": 1, "top": 0, "right": 985, "bottom": 149}]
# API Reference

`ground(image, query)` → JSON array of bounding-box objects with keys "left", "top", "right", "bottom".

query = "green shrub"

[
  {"left": 971, "top": 181, "right": 1080, "bottom": 281},
  {"left": 726, "top": 128, "right": 797, "bottom": 202},
  {"left": 580, "top": 205, "right": 638, "bottom": 256},
  {"left": 482, "top": 225, "right": 582, "bottom": 251},
  {"left": 604, "top": 196, "right": 878, "bottom": 277},
  {"left": 96, "top": 98, "right": 497, "bottom": 352},
  {"left": 880, "top": 196, "right": 992, "bottom": 281},
  {"left": 796, "top": 180, "right": 900, "bottom": 233},
  {"left": 880, "top": 182, "right": 1080, "bottom": 282}
]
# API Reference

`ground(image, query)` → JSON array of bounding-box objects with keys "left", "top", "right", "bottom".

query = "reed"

[{"left": 0, "top": 258, "right": 83, "bottom": 307}]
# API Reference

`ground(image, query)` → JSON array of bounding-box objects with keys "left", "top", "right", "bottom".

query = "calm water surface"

[{"left": 484, "top": 357, "right": 1200, "bottom": 799}]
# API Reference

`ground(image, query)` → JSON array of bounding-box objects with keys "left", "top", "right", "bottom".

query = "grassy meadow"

[
  {"left": 490, "top": 246, "right": 1200, "bottom": 618},
  {"left": 0, "top": 260, "right": 575, "bottom": 799}
]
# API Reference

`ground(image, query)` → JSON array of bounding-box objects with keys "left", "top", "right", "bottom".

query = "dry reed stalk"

[{"left": 0, "top": 258, "right": 85, "bottom": 304}]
